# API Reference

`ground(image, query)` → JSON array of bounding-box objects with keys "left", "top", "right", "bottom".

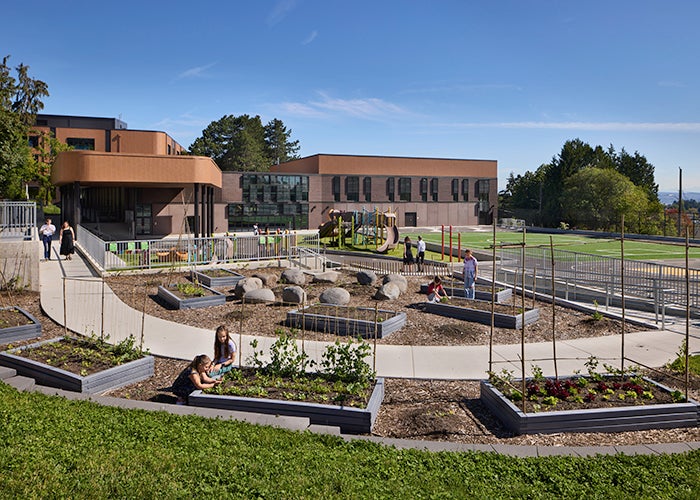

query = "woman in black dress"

[
  {"left": 402, "top": 235, "right": 414, "bottom": 273},
  {"left": 59, "top": 221, "right": 75, "bottom": 260}
]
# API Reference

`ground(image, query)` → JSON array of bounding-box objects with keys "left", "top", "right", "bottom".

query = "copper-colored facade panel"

[{"left": 52, "top": 151, "right": 222, "bottom": 187}]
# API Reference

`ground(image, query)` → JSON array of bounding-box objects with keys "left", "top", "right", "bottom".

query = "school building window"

[
  {"left": 420, "top": 177, "right": 428, "bottom": 202},
  {"left": 363, "top": 176, "right": 372, "bottom": 202},
  {"left": 430, "top": 178, "right": 439, "bottom": 202},
  {"left": 346, "top": 176, "right": 359, "bottom": 201},
  {"left": 451, "top": 178, "right": 459, "bottom": 202},
  {"left": 386, "top": 177, "right": 395, "bottom": 202},
  {"left": 461, "top": 179, "right": 469, "bottom": 201},
  {"left": 66, "top": 137, "right": 95, "bottom": 150},
  {"left": 398, "top": 177, "right": 411, "bottom": 202},
  {"left": 332, "top": 176, "right": 341, "bottom": 202}
]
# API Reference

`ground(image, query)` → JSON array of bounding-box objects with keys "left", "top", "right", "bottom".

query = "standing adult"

[
  {"left": 402, "top": 236, "right": 414, "bottom": 273},
  {"left": 59, "top": 221, "right": 76, "bottom": 260},
  {"left": 463, "top": 248, "right": 478, "bottom": 299},
  {"left": 416, "top": 235, "right": 426, "bottom": 272},
  {"left": 39, "top": 218, "right": 56, "bottom": 260},
  {"left": 252, "top": 223, "right": 259, "bottom": 236}
]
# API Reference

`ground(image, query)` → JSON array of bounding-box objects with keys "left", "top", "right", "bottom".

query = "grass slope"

[{"left": 1, "top": 384, "right": 698, "bottom": 499}]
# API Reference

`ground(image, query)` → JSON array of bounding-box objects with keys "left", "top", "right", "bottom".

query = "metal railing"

[
  {"left": 77, "top": 225, "right": 321, "bottom": 272},
  {"left": 342, "top": 254, "right": 451, "bottom": 277},
  {"left": 497, "top": 246, "right": 700, "bottom": 316},
  {"left": 0, "top": 201, "right": 37, "bottom": 240}
]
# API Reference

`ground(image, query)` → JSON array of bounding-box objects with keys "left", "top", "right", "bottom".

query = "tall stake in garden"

[
  {"left": 620, "top": 215, "right": 626, "bottom": 373},
  {"left": 520, "top": 228, "right": 527, "bottom": 413},
  {"left": 101, "top": 279, "right": 106, "bottom": 340},
  {"left": 238, "top": 297, "right": 245, "bottom": 367},
  {"left": 489, "top": 214, "right": 496, "bottom": 374},
  {"left": 549, "top": 236, "right": 558, "bottom": 379},
  {"left": 373, "top": 303, "right": 379, "bottom": 373},
  {"left": 685, "top": 227, "right": 690, "bottom": 401},
  {"left": 62, "top": 277, "right": 67, "bottom": 337}
]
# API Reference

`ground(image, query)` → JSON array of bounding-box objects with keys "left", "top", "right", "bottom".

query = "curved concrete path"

[{"left": 31, "top": 243, "right": 700, "bottom": 456}]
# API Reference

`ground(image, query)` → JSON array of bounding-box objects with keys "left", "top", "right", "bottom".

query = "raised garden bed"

[
  {"left": 285, "top": 304, "right": 406, "bottom": 338},
  {"left": 419, "top": 282, "right": 512, "bottom": 302},
  {"left": 424, "top": 297, "right": 539, "bottom": 328},
  {"left": 0, "top": 336, "right": 154, "bottom": 394},
  {"left": 191, "top": 268, "right": 244, "bottom": 288},
  {"left": 480, "top": 378, "right": 699, "bottom": 435},
  {"left": 156, "top": 283, "right": 226, "bottom": 309},
  {"left": 0, "top": 306, "right": 42, "bottom": 343},
  {"left": 189, "top": 377, "right": 384, "bottom": 434}
]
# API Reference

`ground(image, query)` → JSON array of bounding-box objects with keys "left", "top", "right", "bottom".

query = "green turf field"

[{"left": 403, "top": 230, "right": 700, "bottom": 261}]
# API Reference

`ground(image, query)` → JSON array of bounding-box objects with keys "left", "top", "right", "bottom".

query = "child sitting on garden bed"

[
  {"left": 172, "top": 354, "right": 221, "bottom": 405},
  {"left": 427, "top": 276, "right": 449, "bottom": 303},
  {"left": 208, "top": 325, "right": 237, "bottom": 379}
]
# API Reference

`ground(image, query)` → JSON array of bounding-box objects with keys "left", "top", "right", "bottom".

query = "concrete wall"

[{"left": 0, "top": 241, "right": 41, "bottom": 292}]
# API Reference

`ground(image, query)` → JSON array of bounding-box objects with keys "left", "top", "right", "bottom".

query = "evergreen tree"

[{"left": 189, "top": 114, "right": 300, "bottom": 171}]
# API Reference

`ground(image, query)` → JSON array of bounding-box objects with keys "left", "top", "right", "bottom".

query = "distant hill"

[{"left": 659, "top": 191, "right": 700, "bottom": 205}]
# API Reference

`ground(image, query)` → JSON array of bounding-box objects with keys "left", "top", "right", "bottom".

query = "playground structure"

[{"left": 318, "top": 208, "right": 399, "bottom": 253}]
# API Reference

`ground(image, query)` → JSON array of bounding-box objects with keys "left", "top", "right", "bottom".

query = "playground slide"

[
  {"left": 376, "top": 225, "right": 400, "bottom": 253},
  {"left": 318, "top": 220, "right": 337, "bottom": 238}
]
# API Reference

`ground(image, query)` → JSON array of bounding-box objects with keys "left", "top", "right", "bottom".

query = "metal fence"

[
  {"left": 0, "top": 201, "right": 37, "bottom": 240},
  {"left": 341, "top": 255, "right": 452, "bottom": 277},
  {"left": 497, "top": 246, "right": 700, "bottom": 315},
  {"left": 77, "top": 226, "right": 322, "bottom": 272}
]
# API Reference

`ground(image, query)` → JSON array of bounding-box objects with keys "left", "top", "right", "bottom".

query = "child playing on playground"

[
  {"left": 208, "top": 325, "right": 237, "bottom": 379},
  {"left": 172, "top": 354, "right": 221, "bottom": 405},
  {"left": 427, "top": 275, "right": 449, "bottom": 303}
]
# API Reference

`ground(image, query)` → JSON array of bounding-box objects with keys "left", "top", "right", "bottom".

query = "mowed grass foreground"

[{"left": 1, "top": 385, "right": 698, "bottom": 499}]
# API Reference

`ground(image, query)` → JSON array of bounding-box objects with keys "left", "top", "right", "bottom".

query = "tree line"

[{"left": 499, "top": 139, "right": 665, "bottom": 234}]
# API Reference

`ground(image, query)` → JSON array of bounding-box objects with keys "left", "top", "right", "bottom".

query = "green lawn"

[{"left": 1, "top": 384, "right": 698, "bottom": 498}]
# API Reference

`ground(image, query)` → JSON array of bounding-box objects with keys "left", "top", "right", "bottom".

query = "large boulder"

[
  {"left": 319, "top": 287, "right": 351, "bottom": 305},
  {"left": 382, "top": 273, "right": 407, "bottom": 293},
  {"left": 244, "top": 288, "right": 276, "bottom": 303},
  {"left": 374, "top": 283, "right": 401, "bottom": 301},
  {"left": 281, "top": 286, "right": 306, "bottom": 304},
  {"left": 253, "top": 272, "right": 277, "bottom": 286},
  {"left": 312, "top": 271, "right": 340, "bottom": 284},
  {"left": 234, "top": 277, "right": 263, "bottom": 299},
  {"left": 356, "top": 270, "right": 378, "bottom": 285},
  {"left": 281, "top": 268, "right": 306, "bottom": 285}
]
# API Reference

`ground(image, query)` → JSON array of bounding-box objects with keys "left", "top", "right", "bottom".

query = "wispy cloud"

[
  {"left": 301, "top": 30, "right": 318, "bottom": 45},
  {"left": 176, "top": 62, "right": 217, "bottom": 80},
  {"left": 267, "top": 0, "right": 296, "bottom": 26},
  {"left": 436, "top": 121, "right": 700, "bottom": 132},
  {"left": 280, "top": 92, "right": 409, "bottom": 120},
  {"left": 401, "top": 83, "right": 522, "bottom": 94}
]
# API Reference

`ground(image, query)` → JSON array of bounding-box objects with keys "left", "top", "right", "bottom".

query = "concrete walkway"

[{"left": 25, "top": 243, "right": 700, "bottom": 456}]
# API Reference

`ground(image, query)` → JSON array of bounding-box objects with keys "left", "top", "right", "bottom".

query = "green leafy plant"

[
  {"left": 320, "top": 338, "right": 375, "bottom": 385},
  {"left": 591, "top": 300, "right": 603, "bottom": 321},
  {"left": 176, "top": 282, "right": 206, "bottom": 297}
]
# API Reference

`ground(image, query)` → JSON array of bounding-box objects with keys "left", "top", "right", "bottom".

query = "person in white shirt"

[
  {"left": 416, "top": 235, "right": 426, "bottom": 272},
  {"left": 463, "top": 249, "right": 478, "bottom": 299},
  {"left": 39, "top": 218, "right": 56, "bottom": 260}
]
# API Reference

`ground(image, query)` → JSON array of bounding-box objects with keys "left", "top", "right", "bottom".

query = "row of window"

[
  {"left": 29, "top": 136, "right": 96, "bottom": 150},
  {"left": 332, "top": 176, "right": 488, "bottom": 203}
]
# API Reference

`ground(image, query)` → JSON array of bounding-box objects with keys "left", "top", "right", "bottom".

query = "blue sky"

[{"left": 3, "top": 1, "right": 699, "bottom": 193}]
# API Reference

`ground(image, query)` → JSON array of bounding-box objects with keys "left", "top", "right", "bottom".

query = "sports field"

[{"left": 406, "top": 230, "right": 700, "bottom": 261}]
